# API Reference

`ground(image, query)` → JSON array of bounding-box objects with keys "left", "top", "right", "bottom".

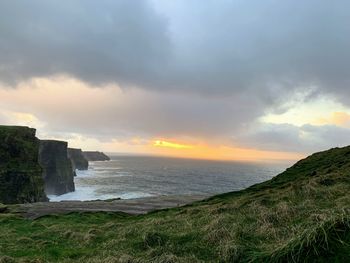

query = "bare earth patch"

[{"left": 11, "top": 195, "right": 208, "bottom": 219}]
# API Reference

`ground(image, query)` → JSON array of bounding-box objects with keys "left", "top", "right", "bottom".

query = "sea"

[{"left": 48, "top": 155, "right": 290, "bottom": 202}]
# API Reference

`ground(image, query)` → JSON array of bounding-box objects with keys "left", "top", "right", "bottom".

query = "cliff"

[
  {"left": 82, "top": 151, "right": 110, "bottom": 161},
  {"left": 0, "top": 126, "right": 47, "bottom": 204},
  {"left": 68, "top": 148, "right": 88, "bottom": 171},
  {"left": 38, "top": 140, "right": 75, "bottom": 195}
]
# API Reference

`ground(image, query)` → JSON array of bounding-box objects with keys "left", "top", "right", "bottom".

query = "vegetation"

[{"left": 1, "top": 146, "right": 350, "bottom": 262}]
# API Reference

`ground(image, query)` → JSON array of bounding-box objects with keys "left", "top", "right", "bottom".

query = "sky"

[{"left": 0, "top": 0, "right": 350, "bottom": 162}]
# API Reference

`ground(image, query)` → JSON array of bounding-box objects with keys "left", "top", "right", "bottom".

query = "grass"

[{"left": 1, "top": 146, "right": 350, "bottom": 262}]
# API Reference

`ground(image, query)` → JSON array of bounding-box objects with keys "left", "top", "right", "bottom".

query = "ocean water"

[{"left": 48, "top": 155, "right": 289, "bottom": 202}]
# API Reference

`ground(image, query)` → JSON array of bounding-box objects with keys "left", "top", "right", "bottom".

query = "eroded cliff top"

[{"left": 0, "top": 125, "right": 38, "bottom": 167}]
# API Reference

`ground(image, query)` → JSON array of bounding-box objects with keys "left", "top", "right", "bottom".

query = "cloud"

[
  {"left": 235, "top": 122, "right": 350, "bottom": 153},
  {"left": 0, "top": 1, "right": 349, "bottom": 102},
  {"left": 2, "top": 77, "right": 349, "bottom": 157},
  {"left": 0, "top": 0, "right": 170, "bottom": 88},
  {"left": 0, "top": 110, "right": 45, "bottom": 128},
  {"left": 315, "top": 112, "right": 350, "bottom": 127},
  {"left": 0, "top": 76, "right": 267, "bottom": 142}
]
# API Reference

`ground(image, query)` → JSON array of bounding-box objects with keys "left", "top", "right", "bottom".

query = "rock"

[
  {"left": 68, "top": 148, "right": 88, "bottom": 171},
  {"left": 0, "top": 126, "right": 47, "bottom": 204},
  {"left": 39, "top": 140, "right": 75, "bottom": 196},
  {"left": 82, "top": 151, "right": 110, "bottom": 161}
]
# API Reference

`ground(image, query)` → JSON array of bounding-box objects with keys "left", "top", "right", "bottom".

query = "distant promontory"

[{"left": 82, "top": 151, "right": 110, "bottom": 161}]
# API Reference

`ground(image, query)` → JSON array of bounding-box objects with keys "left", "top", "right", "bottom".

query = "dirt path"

[{"left": 11, "top": 195, "right": 208, "bottom": 219}]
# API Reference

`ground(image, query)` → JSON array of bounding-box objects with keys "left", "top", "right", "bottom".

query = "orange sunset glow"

[
  {"left": 153, "top": 140, "right": 193, "bottom": 149},
  {"left": 149, "top": 139, "right": 303, "bottom": 162}
]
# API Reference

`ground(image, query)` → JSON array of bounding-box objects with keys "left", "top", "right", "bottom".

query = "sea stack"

[
  {"left": 82, "top": 151, "right": 110, "bottom": 161},
  {"left": 39, "top": 140, "right": 75, "bottom": 195},
  {"left": 0, "top": 126, "right": 47, "bottom": 204},
  {"left": 68, "top": 148, "right": 89, "bottom": 171}
]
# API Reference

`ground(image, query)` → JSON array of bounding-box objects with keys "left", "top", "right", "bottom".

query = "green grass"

[{"left": 1, "top": 146, "right": 350, "bottom": 262}]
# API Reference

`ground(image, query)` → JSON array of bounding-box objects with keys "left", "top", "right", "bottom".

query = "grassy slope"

[{"left": 1, "top": 147, "right": 350, "bottom": 262}]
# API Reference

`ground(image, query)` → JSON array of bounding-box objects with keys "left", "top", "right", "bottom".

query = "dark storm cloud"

[
  {"left": 0, "top": 0, "right": 350, "bottom": 101},
  {"left": 0, "top": 0, "right": 170, "bottom": 87},
  {"left": 162, "top": 0, "right": 350, "bottom": 100}
]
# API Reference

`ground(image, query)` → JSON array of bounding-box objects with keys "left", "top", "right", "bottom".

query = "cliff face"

[
  {"left": 68, "top": 148, "right": 88, "bottom": 171},
  {"left": 82, "top": 151, "right": 110, "bottom": 161},
  {"left": 0, "top": 126, "right": 47, "bottom": 204},
  {"left": 39, "top": 140, "right": 75, "bottom": 195}
]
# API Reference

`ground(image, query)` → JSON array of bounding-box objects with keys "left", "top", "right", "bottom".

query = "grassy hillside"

[{"left": 1, "top": 147, "right": 350, "bottom": 262}]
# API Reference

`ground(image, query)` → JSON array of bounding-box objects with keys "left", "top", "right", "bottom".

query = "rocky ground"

[{"left": 10, "top": 195, "right": 208, "bottom": 219}]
